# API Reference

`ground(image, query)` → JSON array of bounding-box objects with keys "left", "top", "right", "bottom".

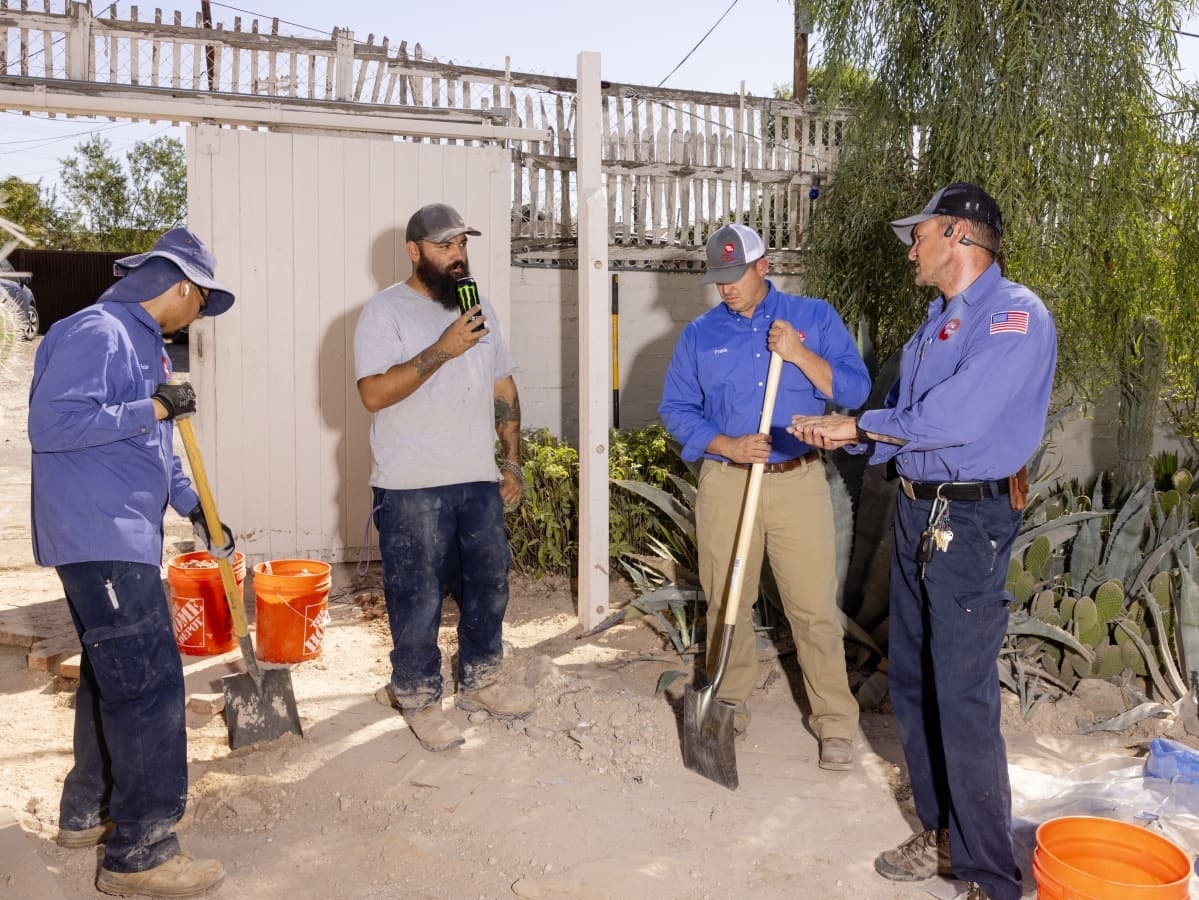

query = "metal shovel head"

[
  {"left": 682, "top": 682, "right": 739, "bottom": 790},
  {"left": 222, "top": 667, "right": 304, "bottom": 750}
]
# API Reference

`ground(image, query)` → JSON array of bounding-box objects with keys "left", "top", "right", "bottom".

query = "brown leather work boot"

[
  {"left": 403, "top": 704, "right": 466, "bottom": 752},
  {"left": 456, "top": 683, "right": 534, "bottom": 719},
  {"left": 874, "top": 828, "right": 951, "bottom": 881},
  {"left": 56, "top": 820, "right": 114, "bottom": 848},
  {"left": 96, "top": 852, "right": 224, "bottom": 897}
]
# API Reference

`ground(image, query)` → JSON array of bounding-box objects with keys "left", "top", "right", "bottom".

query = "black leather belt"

[
  {"left": 727, "top": 449, "right": 821, "bottom": 474},
  {"left": 900, "top": 476, "right": 1010, "bottom": 501}
]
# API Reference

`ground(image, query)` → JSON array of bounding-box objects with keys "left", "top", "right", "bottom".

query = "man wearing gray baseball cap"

[
  {"left": 356, "top": 202, "right": 532, "bottom": 754},
  {"left": 30, "top": 227, "right": 235, "bottom": 897},
  {"left": 660, "top": 222, "right": 870, "bottom": 770}
]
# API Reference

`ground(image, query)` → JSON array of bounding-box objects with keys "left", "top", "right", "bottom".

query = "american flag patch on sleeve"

[{"left": 990, "top": 310, "right": 1029, "bottom": 334}]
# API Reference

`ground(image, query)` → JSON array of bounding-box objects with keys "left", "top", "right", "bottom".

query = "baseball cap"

[
  {"left": 113, "top": 228, "right": 235, "bottom": 316},
  {"left": 701, "top": 224, "right": 766, "bottom": 285},
  {"left": 406, "top": 203, "right": 482, "bottom": 244},
  {"left": 890, "top": 182, "right": 1003, "bottom": 245}
]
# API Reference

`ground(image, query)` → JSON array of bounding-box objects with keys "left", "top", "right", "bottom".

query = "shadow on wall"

[
  {"left": 314, "top": 227, "right": 408, "bottom": 560},
  {"left": 618, "top": 272, "right": 722, "bottom": 432}
]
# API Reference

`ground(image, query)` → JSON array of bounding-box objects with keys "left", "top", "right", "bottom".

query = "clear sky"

[{"left": 2, "top": 0, "right": 1198, "bottom": 189}]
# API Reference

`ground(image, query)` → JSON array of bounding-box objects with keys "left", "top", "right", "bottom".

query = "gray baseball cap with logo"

[
  {"left": 405, "top": 203, "right": 482, "bottom": 244},
  {"left": 701, "top": 224, "right": 766, "bottom": 285}
]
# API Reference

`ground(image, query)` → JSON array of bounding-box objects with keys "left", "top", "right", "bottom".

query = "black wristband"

[{"left": 855, "top": 418, "right": 870, "bottom": 443}]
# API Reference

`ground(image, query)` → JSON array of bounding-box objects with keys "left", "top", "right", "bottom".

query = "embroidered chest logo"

[
  {"left": 938, "top": 318, "right": 961, "bottom": 341},
  {"left": 990, "top": 310, "right": 1029, "bottom": 335}
]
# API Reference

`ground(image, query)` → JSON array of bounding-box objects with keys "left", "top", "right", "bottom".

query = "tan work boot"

[
  {"left": 456, "top": 683, "right": 534, "bottom": 719},
  {"left": 56, "top": 820, "right": 114, "bottom": 848},
  {"left": 403, "top": 704, "right": 465, "bottom": 752},
  {"left": 818, "top": 737, "right": 854, "bottom": 771},
  {"left": 96, "top": 852, "right": 224, "bottom": 897},
  {"left": 874, "top": 828, "right": 951, "bottom": 881}
]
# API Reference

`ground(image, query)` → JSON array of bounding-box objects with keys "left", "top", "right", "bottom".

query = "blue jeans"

[
  {"left": 889, "top": 493, "right": 1023, "bottom": 900},
  {"left": 56, "top": 561, "right": 186, "bottom": 874},
  {"left": 372, "top": 483, "right": 510, "bottom": 711}
]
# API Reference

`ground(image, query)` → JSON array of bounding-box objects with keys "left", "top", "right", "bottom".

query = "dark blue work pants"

[
  {"left": 888, "top": 492, "right": 1023, "bottom": 900},
  {"left": 55, "top": 561, "right": 186, "bottom": 874},
  {"left": 372, "top": 482, "right": 510, "bottom": 711}
]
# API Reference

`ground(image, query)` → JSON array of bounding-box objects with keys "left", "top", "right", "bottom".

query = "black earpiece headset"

[{"left": 944, "top": 221, "right": 999, "bottom": 255}]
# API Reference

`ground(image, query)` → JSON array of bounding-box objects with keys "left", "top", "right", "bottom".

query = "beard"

[{"left": 415, "top": 249, "right": 470, "bottom": 310}]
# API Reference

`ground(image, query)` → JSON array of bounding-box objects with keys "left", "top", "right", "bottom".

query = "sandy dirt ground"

[{"left": 0, "top": 335, "right": 1193, "bottom": 899}]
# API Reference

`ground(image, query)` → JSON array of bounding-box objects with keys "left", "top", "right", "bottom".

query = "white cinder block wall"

[{"left": 506, "top": 266, "right": 1188, "bottom": 487}]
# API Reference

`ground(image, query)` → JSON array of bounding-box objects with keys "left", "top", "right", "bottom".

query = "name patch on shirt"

[{"left": 989, "top": 310, "right": 1029, "bottom": 335}]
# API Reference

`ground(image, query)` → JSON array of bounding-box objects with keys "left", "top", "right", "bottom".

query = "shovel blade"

[
  {"left": 682, "top": 683, "right": 739, "bottom": 790},
  {"left": 222, "top": 668, "right": 303, "bottom": 750}
]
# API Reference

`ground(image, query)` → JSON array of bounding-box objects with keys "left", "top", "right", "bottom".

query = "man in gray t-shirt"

[{"left": 354, "top": 203, "right": 532, "bottom": 752}]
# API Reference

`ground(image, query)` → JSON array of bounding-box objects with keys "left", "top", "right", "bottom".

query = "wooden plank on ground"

[
  {"left": 57, "top": 653, "right": 81, "bottom": 680},
  {"left": 27, "top": 633, "right": 82, "bottom": 671}
]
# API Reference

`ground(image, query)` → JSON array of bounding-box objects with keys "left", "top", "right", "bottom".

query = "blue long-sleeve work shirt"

[
  {"left": 858, "top": 263, "right": 1057, "bottom": 481},
  {"left": 28, "top": 301, "right": 199, "bottom": 567},
  {"left": 660, "top": 281, "right": 871, "bottom": 463}
]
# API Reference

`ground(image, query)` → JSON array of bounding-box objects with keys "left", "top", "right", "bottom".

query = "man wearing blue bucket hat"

[{"left": 28, "top": 228, "right": 235, "bottom": 897}]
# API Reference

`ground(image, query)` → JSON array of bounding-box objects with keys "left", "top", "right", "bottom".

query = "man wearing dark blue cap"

[
  {"left": 29, "top": 228, "right": 235, "bottom": 897},
  {"left": 660, "top": 223, "right": 870, "bottom": 770},
  {"left": 790, "top": 183, "right": 1057, "bottom": 900}
]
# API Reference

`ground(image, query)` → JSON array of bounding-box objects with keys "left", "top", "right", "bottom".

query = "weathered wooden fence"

[{"left": 0, "top": 0, "right": 849, "bottom": 265}]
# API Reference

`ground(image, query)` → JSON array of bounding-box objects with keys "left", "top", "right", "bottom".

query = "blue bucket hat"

[{"left": 109, "top": 228, "right": 235, "bottom": 316}]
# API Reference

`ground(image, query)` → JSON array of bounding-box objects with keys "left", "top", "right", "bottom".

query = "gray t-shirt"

[{"left": 353, "top": 282, "right": 517, "bottom": 490}]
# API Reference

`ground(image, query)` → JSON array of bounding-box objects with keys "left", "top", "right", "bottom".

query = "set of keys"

[{"left": 916, "top": 492, "right": 954, "bottom": 579}]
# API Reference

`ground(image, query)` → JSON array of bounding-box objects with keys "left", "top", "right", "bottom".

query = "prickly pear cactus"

[
  {"left": 1074, "top": 596, "right": 1103, "bottom": 647},
  {"left": 1024, "top": 535, "right": 1053, "bottom": 581},
  {"left": 1094, "top": 579, "right": 1125, "bottom": 625}
]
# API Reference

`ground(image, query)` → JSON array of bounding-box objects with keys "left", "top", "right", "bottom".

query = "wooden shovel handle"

[
  {"left": 176, "top": 417, "right": 251, "bottom": 640},
  {"left": 719, "top": 351, "right": 784, "bottom": 627}
]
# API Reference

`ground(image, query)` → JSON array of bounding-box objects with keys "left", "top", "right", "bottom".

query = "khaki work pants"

[{"left": 695, "top": 458, "right": 858, "bottom": 740}]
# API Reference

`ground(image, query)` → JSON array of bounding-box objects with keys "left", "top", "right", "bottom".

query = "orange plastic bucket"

[
  {"left": 166, "top": 551, "right": 246, "bottom": 656},
  {"left": 1033, "top": 816, "right": 1192, "bottom": 899},
  {"left": 252, "top": 559, "right": 332, "bottom": 663}
]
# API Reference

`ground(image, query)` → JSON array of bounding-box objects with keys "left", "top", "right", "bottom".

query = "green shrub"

[{"left": 505, "top": 425, "right": 692, "bottom": 577}]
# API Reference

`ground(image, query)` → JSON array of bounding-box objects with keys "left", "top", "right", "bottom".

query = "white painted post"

[
  {"left": 67, "top": 1, "right": 92, "bottom": 82},
  {"left": 576, "top": 51, "right": 610, "bottom": 632},
  {"left": 333, "top": 29, "right": 354, "bottom": 102}
]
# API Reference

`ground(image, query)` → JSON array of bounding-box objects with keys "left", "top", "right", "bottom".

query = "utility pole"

[
  {"left": 794, "top": 4, "right": 811, "bottom": 104},
  {"left": 200, "top": 0, "right": 216, "bottom": 91}
]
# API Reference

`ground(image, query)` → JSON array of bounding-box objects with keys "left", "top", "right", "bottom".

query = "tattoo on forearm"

[
  {"left": 410, "top": 348, "right": 452, "bottom": 378},
  {"left": 494, "top": 395, "right": 520, "bottom": 429}
]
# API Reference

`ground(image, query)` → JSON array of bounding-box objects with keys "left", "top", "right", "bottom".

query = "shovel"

[
  {"left": 682, "top": 350, "right": 784, "bottom": 790},
  {"left": 177, "top": 417, "right": 304, "bottom": 750}
]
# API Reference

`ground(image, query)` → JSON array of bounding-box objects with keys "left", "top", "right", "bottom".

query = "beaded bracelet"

[{"left": 499, "top": 459, "right": 525, "bottom": 483}]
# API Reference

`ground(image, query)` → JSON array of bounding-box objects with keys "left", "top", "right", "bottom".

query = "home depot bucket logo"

[
  {"left": 304, "top": 605, "right": 331, "bottom": 655},
  {"left": 173, "top": 596, "right": 205, "bottom": 648}
]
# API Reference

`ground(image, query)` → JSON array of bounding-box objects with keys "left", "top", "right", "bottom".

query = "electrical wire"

[{"left": 656, "top": 0, "right": 740, "bottom": 88}]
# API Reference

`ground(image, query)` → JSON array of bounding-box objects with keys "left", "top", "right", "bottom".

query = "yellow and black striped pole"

[{"left": 611, "top": 273, "right": 620, "bottom": 428}]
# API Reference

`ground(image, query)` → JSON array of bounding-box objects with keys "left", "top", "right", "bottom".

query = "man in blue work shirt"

[
  {"left": 29, "top": 229, "right": 236, "bottom": 898},
  {"left": 660, "top": 223, "right": 870, "bottom": 770},
  {"left": 790, "top": 183, "right": 1057, "bottom": 900}
]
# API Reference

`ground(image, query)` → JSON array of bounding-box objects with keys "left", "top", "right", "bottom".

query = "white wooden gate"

[{"left": 186, "top": 124, "right": 511, "bottom": 563}]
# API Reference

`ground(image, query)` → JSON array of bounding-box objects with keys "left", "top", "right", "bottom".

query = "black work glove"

[
  {"left": 152, "top": 381, "right": 197, "bottom": 420},
  {"left": 187, "top": 504, "right": 236, "bottom": 559}
]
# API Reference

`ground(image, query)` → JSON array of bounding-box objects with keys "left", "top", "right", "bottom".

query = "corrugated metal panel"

[
  {"left": 187, "top": 124, "right": 511, "bottom": 563},
  {"left": 10, "top": 249, "right": 128, "bottom": 332}
]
